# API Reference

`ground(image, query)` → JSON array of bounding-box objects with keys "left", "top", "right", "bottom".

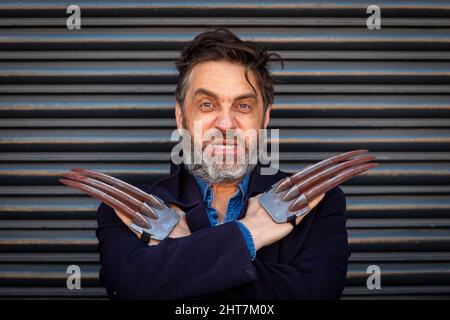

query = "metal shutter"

[{"left": 0, "top": 1, "right": 449, "bottom": 299}]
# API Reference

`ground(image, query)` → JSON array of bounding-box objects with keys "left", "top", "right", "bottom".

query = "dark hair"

[{"left": 175, "top": 28, "right": 283, "bottom": 112}]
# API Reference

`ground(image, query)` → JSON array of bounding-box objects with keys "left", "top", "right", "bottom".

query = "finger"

[
  {"left": 70, "top": 168, "right": 165, "bottom": 210},
  {"left": 59, "top": 178, "right": 150, "bottom": 230},
  {"left": 116, "top": 210, "right": 155, "bottom": 242},
  {"left": 288, "top": 162, "right": 377, "bottom": 212},
  {"left": 308, "top": 193, "right": 326, "bottom": 210},
  {"left": 290, "top": 193, "right": 324, "bottom": 225},
  {"left": 129, "top": 222, "right": 161, "bottom": 245},
  {"left": 149, "top": 239, "right": 160, "bottom": 246},
  {"left": 292, "top": 193, "right": 324, "bottom": 225},
  {"left": 275, "top": 149, "right": 369, "bottom": 193},
  {"left": 63, "top": 172, "right": 158, "bottom": 219},
  {"left": 281, "top": 155, "right": 375, "bottom": 201}
]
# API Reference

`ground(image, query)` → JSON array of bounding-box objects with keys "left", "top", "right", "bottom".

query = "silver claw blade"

[
  {"left": 259, "top": 150, "right": 377, "bottom": 224},
  {"left": 60, "top": 170, "right": 180, "bottom": 241}
]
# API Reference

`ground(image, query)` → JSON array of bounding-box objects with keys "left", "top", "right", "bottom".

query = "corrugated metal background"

[{"left": 0, "top": 0, "right": 449, "bottom": 299}]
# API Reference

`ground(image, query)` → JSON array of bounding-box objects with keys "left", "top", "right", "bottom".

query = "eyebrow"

[{"left": 193, "top": 87, "right": 258, "bottom": 102}]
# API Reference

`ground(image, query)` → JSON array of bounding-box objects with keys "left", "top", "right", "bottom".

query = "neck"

[
  {"left": 211, "top": 181, "right": 239, "bottom": 223},
  {"left": 212, "top": 181, "right": 239, "bottom": 198}
]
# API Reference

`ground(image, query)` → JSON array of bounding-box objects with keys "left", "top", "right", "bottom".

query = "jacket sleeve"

[
  {"left": 228, "top": 186, "right": 350, "bottom": 299},
  {"left": 96, "top": 201, "right": 259, "bottom": 299}
]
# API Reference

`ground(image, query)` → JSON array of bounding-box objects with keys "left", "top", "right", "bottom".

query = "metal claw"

[
  {"left": 259, "top": 150, "right": 377, "bottom": 223},
  {"left": 288, "top": 162, "right": 378, "bottom": 212},
  {"left": 60, "top": 169, "right": 180, "bottom": 241},
  {"left": 281, "top": 155, "right": 375, "bottom": 202},
  {"left": 274, "top": 149, "right": 368, "bottom": 193},
  {"left": 70, "top": 168, "right": 165, "bottom": 210},
  {"left": 63, "top": 172, "right": 158, "bottom": 219},
  {"left": 59, "top": 178, "right": 150, "bottom": 229}
]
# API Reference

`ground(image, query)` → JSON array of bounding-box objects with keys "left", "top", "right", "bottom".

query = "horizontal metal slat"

[
  {"left": 1, "top": 28, "right": 450, "bottom": 50},
  {"left": 1, "top": 285, "right": 449, "bottom": 299},
  {"left": 348, "top": 218, "right": 450, "bottom": 228},
  {"left": 348, "top": 228, "right": 450, "bottom": 251},
  {"left": 0, "top": 228, "right": 448, "bottom": 252},
  {"left": 2, "top": 152, "right": 450, "bottom": 163},
  {"left": 350, "top": 252, "right": 450, "bottom": 262},
  {"left": 1, "top": 162, "right": 450, "bottom": 185},
  {"left": 0, "top": 264, "right": 100, "bottom": 286},
  {"left": 2, "top": 95, "right": 450, "bottom": 118},
  {"left": 0, "top": 253, "right": 99, "bottom": 263},
  {"left": 1, "top": 262, "right": 449, "bottom": 287},
  {"left": 346, "top": 195, "right": 450, "bottom": 218},
  {"left": 0, "top": 197, "right": 98, "bottom": 220},
  {"left": 0, "top": 230, "right": 97, "bottom": 252},
  {"left": 343, "top": 285, "right": 450, "bottom": 298},
  {"left": 3, "top": 84, "right": 450, "bottom": 94},
  {"left": 1, "top": 118, "right": 449, "bottom": 128},
  {"left": 1, "top": 218, "right": 449, "bottom": 230},
  {"left": 3, "top": 184, "right": 450, "bottom": 196},
  {"left": 1, "top": 195, "right": 450, "bottom": 220},
  {"left": 0, "top": 287, "right": 106, "bottom": 298},
  {"left": 273, "top": 95, "right": 450, "bottom": 118},
  {"left": 0, "top": 220, "right": 96, "bottom": 230},
  {"left": 0, "top": 162, "right": 449, "bottom": 185},
  {"left": 2, "top": 61, "right": 450, "bottom": 84},
  {"left": 4, "top": 251, "right": 450, "bottom": 264},
  {"left": 347, "top": 263, "right": 450, "bottom": 285},
  {"left": 2, "top": 1, "right": 450, "bottom": 18},
  {"left": 0, "top": 94, "right": 173, "bottom": 118},
  {"left": 2, "top": 17, "right": 450, "bottom": 28},
  {"left": 1, "top": 129, "right": 449, "bottom": 152},
  {"left": 1, "top": 50, "right": 450, "bottom": 62}
]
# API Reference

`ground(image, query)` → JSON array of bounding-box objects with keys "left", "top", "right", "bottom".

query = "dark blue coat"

[{"left": 96, "top": 163, "right": 350, "bottom": 299}]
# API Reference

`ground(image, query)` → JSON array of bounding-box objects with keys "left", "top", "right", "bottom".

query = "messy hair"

[{"left": 174, "top": 28, "right": 283, "bottom": 112}]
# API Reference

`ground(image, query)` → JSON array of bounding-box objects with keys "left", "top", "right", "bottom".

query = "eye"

[
  {"left": 200, "top": 102, "right": 214, "bottom": 110},
  {"left": 237, "top": 103, "right": 251, "bottom": 112}
]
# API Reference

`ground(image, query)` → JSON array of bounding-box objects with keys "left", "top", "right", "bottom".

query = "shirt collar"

[{"left": 148, "top": 161, "right": 288, "bottom": 210}]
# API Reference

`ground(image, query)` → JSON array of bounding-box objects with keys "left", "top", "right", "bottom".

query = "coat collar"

[{"left": 148, "top": 162, "right": 289, "bottom": 232}]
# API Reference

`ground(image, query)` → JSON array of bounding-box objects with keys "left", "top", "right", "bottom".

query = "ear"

[
  {"left": 263, "top": 105, "right": 271, "bottom": 129},
  {"left": 175, "top": 102, "right": 183, "bottom": 129}
]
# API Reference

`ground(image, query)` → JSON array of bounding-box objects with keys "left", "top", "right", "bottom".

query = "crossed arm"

[
  {"left": 96, "top": 185, "right": 349, "bottom": 299},
  {"left": 63, "top": 149, "right": 373, "bottom": 299}
]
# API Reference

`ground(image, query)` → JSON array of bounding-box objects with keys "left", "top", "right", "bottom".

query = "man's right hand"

[
  {"left": 59, "top": 168, "right": 185, "bottom": 243},
  {"left": 114, "top": 203, "right": 191, "bottom": 246}
]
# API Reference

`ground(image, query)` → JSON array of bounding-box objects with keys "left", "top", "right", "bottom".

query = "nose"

[{"left": 214, "top": 108, "right": 237, "bottom": 132}]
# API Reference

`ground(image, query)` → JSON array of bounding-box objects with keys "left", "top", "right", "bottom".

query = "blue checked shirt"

[{"left": 194, "top": 174, "right": 256, "bottom": 260}]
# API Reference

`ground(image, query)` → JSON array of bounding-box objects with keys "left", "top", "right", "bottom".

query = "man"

[{"left": 94, "top": 28, "right": 352, "bottom": 299}]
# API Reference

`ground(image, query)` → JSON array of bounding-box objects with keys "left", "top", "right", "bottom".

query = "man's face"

[{"left": 175, "top": 60, "right": 271, "bottom": 184}]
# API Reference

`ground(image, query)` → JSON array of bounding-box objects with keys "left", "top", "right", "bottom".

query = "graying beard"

[
  {"left": 185, "top": 162, "right": 255, "bottom": 184},
  {"left": 181, "top": 116, "right": 256, "bottom": 184}
]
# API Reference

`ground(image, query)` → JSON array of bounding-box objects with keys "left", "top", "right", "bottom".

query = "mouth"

[
  {"left": 212, "top": 141, "right": 238, "bottom": 155},
  {"left": 201, "top": 139, "right": 241, "bottom": 157}
]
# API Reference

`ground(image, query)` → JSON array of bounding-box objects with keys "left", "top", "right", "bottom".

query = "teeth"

[{"left": 215, "top": 145, "right": 235, "bottom": 149}]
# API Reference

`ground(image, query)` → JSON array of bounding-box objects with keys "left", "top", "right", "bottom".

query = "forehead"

[{"left": 187, "top": 60, "right": 260, "bottom": 97}]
